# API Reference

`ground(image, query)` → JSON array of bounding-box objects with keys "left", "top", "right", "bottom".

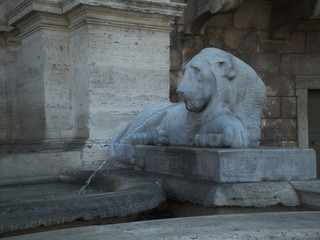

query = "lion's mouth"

[{"left": 183, "top": 98, "right": 204, "bottom": 112}]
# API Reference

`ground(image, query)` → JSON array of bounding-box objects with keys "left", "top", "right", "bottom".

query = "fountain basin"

[{"left": 0, "top": 169, "right": 165, "bottom": 234}]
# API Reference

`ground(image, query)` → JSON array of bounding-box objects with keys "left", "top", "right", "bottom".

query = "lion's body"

[{"left": 109, "top": 48, "right": 266, "bottom": 164}]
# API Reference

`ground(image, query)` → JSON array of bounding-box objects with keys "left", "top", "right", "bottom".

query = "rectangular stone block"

[
  {"left": 234, "top": 1, "right": 270, "bottom": 30},
  {"left": 134, "top": 146, "right": 317, "bottom": 182},
  {"left": 257, "top": 31, "right": 305, "bottom": 53},
  {"left": 262, "top": 97, "right": 280, "bottom": 119},
  {"left": 281, "top": 53, "right": 320, "bottom": 75},
  {"left": 0, "top": 151, "right": 82, "bottom": 181}
]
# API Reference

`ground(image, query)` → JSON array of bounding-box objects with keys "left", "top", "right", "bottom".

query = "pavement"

[{"left": 3, "top": 211, "right": 320, "bottom": 240}]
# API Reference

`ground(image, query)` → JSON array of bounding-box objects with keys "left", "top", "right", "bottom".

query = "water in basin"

[{"left": 0, "top": 182, "right": 103, "bottom": 206}]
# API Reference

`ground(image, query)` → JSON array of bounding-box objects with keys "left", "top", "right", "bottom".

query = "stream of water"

[{"left": 78, "top": 103, "right": 179, "bottom": 194}]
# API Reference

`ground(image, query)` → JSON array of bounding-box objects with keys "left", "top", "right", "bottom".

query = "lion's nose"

[
  {"left": 176, "top": 88, "right": 183, "bottom": 95},
  {"left": 176, "top": 88, "right": 184, "bottom": 99}
]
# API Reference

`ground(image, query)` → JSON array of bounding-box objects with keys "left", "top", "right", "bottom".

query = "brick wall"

[{"left": 170, "top": 0, "right": 320, "bottom": 147}]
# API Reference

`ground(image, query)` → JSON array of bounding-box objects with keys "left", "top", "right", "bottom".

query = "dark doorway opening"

[{"left": 308, "top": 90, "right": 320, "bottom": 178}]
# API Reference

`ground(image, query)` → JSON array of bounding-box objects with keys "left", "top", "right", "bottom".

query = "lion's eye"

[{"left": 193, "top": 67, "right": 200, "bottom": 74}]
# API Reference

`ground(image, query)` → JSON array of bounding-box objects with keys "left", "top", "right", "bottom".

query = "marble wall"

[{"left": 0, "top": 0, "right": 185, "bottom": 178}]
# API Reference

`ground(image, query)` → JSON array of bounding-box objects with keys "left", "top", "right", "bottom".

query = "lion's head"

[
  {"left": 177, "top": 48, "right": 239, "bottom": 112},
  {"left": 176, "top": 48, "right": 266, "bottom": 141},
  {"left": 177, "top": 54, "right": 215, "bottom": 112}
]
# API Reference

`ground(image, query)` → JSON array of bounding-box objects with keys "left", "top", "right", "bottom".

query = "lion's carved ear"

[{"left": 218, "top": 55, "right": 236, "bottom": 80}]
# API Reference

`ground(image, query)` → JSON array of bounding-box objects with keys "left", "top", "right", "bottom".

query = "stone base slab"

[
  {"left": 134, "top": 146, "right": 317, "bottom": 182},
  {"left": 155, "top": 174, "right": 300, "bottom": 207},
  {"left": 291, "top": 180, "right": 320, "bottom": 210},
  {"left": 5, "top": 212, "right": 320, "bottom": 240}
]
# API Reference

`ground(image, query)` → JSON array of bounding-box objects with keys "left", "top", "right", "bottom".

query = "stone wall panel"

[
  {"left": 259, "top": 72, "right": 294, "bottom": 97},
  {"left": 255, "top": 53, "right": 280, "bottom": 74},
  {"left": 170, "top": 48, "right": 181, "bottom": 71},
  {"left": 262, "top": 119, "right": 297, "bottom": 141},
  {"left": 262, "top": 97, "right": 280, "bottom": 119},
  {"left": 257, "top": 31, "right": 305, "bottom": 53},
  {"left": 281, "top": 97, "right": 297, "bottom": 119},
  {"left": 306, "top": 32, "right": 320, "bottom": 53},
  {"left": 234, "top": 0, "right": 270, "bottom": 30},
  {"left": 206, "top": 28, "right": 257, "bottom": 52},
  {"left": 281, "top": 54, "right": 320, "bottom": 75},
  {"left": 205, "top": 13, "right": 233, "bottom": 28}
]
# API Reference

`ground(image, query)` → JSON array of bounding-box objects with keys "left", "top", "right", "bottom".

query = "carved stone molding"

[
  {"left": 270, "top": 0, "right": 320, "bottom": 39},
  {"left": 5, "top": 0, "right": 185, "bottom": 27},
  {"left": 61, "top": 0, "right": 186, "bottom": 17},
  {"left": 183, "top": 0, "right": 244, "bottom": 35}
]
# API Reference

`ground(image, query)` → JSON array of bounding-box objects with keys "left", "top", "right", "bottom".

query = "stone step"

[
  {"left": 291, "top": 180, "right": 320, "bottom": 210},
  {"left": 3, "top": 212, "right": 320, "bottom": 240}
]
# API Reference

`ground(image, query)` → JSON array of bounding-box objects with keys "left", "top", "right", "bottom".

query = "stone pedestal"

[{"left": 134, "top": 146, "right": 317, "bottom": 182}]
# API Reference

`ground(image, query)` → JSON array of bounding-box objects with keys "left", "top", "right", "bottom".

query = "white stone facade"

[{"left": 0, "top": 0, "right": 185, "bottom": 178}]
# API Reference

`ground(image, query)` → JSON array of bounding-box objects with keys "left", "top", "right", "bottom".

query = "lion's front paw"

[
  {"left": 195, "top": 127, "right": 249, "bottom": 148},
  {"left": 156, "top": 128, "right": 169, "bottom": 145},
  {"left": 195, "top": 134, "right": 223, "bottom": 147},
  {"left": 222, "top": 126, "right": 249, "bottom": 148}
]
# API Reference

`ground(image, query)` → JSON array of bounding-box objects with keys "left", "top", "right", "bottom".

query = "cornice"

[
  {"left": 0, "top": 20, "right": 14, "bottom": 33},
  {"left": 61, "top": 0, "right": 185, "bottom": 17},
  {"left": 4, "top": 0, "right": 186, "bottom": 36},
  {"left": 66, "top": 4, "right": 176, "bottom": 32},
  {"left": 6, "top": 0, "right": 62, "bottom": 26}
]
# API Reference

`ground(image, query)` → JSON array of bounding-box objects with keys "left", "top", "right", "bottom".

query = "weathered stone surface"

[
  {"left": 181, "top": 47, "right": 199, "bottom": 64},
  {"left": 207, "top": 28, "right": 257, "bottom": 51},
  {"left": 255, "top": 53, "right": 280, "bottom": 74},
  {"left": 261, "top": 119, "right": 297, "bottom": 141},
  {"left": 233, "top": 50, "right": 257, "bottom": 68},
  {"left": 257, "top": 31, "right": 305, "bottom": 53},
  {"left": 169, "top": 70, "right": 183, "bottom": 103},
  {"left": 0, "top": 63, "right": 6, "bottom": 140},
  {"left": 5, "top": 212, "right": 320, "bottom": 240},
  {"left": 170, "top": 48, "right": 181, "bottom": 71},
  {"left": 0, "top": 169, "right": 166, "bottom": 234},
  {"left": 160, "top": 176, "right": 300, "bottom": 207},
  {"left": 234, "top": 0, "right": 270, "bottom": 30},
  {"left": 297, "top": 19, "right": 320, "bottom": 32},
  {"left": 281, "top": 53, "right": 320, "bottom": 75},
  {"left": 0, "top": 0, "right": 185, "bottom": 170},
  {"left": 260, "top": 72, "right": 294, "bottom": 96},
  {"left": 133, "top": 146, "right": 317, "bottom": 182},
  {"left": 306, "top": 32, "right": 320, "bottom": 53},
  {"left": 262, "top": 97, "right": 280, "bottom": 119},
  {"left": 0, "top": 152, "right": 82, "bottom": 180},
  {"left": 259, "top": 140, "right": 282, "bottom": 148},
  {"left": 270, "top": 0, "right": 320, "bottom": 39},
  {"left": 205, "top": 13, "right": 233, "bottom": 28},
  {"left": 206, "top": 182, "right": 299, "bottom": 207},
  {"left": 281, "top": 97, "right": 297, "bottom": 118},
  {"left": 292, "top": 180, "right": 320, "bottom": 210},
  {"left": 183, "top": 0, "right": 243, "bottom": 34},
  {"left": 282, "top": 141, "right": 298, "bottom": 148}
]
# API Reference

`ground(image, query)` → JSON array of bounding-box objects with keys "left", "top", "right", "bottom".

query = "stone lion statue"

[{"left": 109, "top": 48, "right": 266, "bottom": 165}]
